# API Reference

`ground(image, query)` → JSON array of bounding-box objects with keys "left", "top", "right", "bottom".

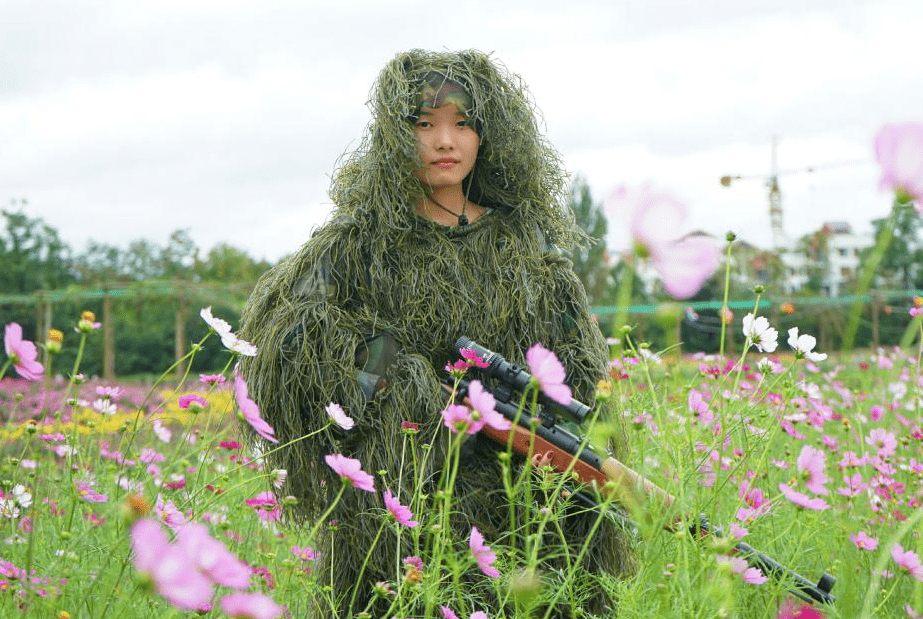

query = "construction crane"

[{"left": 720, "top": 138, "right": 868, "bottom": 252}]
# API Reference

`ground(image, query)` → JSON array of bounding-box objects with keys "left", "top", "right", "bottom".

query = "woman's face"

[{"left": 412, "top": 104, "right": 479, "bottom": 193}]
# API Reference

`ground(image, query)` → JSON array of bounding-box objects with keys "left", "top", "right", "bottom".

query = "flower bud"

[
  {"left": 752, "top": 284, "right": 765, "bottom": 294},
  {"left": 725, "top": 231, "right": 736, "bottom": 242}
]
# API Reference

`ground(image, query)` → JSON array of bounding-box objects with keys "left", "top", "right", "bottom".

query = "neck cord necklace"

[{"left": 429, "top": 196, "right": 469, "bottom": 226}]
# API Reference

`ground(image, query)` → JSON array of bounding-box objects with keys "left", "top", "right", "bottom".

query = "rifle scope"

[{"left": 454, "top": 337, "right": 591, "bottom": 424}]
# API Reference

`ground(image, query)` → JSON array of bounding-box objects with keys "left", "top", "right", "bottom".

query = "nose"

[{"left": 433, "top": 125, "right": 454, "bottom": 150}]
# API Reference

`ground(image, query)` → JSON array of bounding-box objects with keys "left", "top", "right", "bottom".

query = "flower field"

[{"left": 0, "top": 305, "right": 922, "bottom": 619}]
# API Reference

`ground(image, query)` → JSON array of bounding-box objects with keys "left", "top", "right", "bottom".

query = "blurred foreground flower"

[
  {"left": 875, "top": 123, "right": 923, "bottom": 210},
  {"left": 526, "top": 342, "right": 571, "bottom": 405},
  {"left": 4, "top": 322, "right": 44, "bottom": 381},
  {"left": 605, "top": 185, "right": 721, "bottom": 299}
]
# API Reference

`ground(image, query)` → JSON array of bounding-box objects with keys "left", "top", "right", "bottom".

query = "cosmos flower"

[
  {"left": 4, "top": 323, "right": 44, "bottom": 381},
  {"left": 175, "top": 522, "right": 252, "bottom": 589},
  {"left": 875, "top": 123, "right": 923, "bottom": 210},
  {"left": 850, "top": 531, "right": 878, "bottom": 551},
  {"left": 778, "top": 484, "right": 829, "bottom": 511},
  {"left": 795, "top": 445, "right": 830, "bottom": 496},
  {"left": 892, "top": 544, "right": 923, "bottom": 581},
  {"left": 131, "top": 518, "right": 214, "bottom": 610},
  {"left": 178, "top": 394, "right": 208, "bottom": 413},
  {"left": 383, "top": 489, "right": 419, "bottom": 528},
  {"left": 200, "top": 307, "right": 257, "bottom": 357},
  {"left": 526, "top": 343, "right": 571, "bottom": 405},
  {"left": 787, "top": 328, "right": 827, "bottom": 362},
  {"left": 220, "top": 592, "right": 284, "bottom": 619},
  {"left": 742, "top": 313, "right": 779, "bottom": 353},
  {"left": 325, "top": 402, "right": 354, "bottom": 430},
  {"left": 466, "top": 380, "right": 511, "bottom": 432},
  {"left": 866, "top": 428, "right": 897, "bottom": 458},
  {"left": 469, "top": 526, "right": 500, "bottom": 577},
  {"left": 605, "top": 184, "right": 721, "bottom": 299},
  {"left": 325, "top": 454, "right": 375, "bottom": 493},
  {"left": 234, "top": 373, "right": 278, "bottom": 444},
  {"left": 716, "top": 555, "right": 767, "bottom": 585}
]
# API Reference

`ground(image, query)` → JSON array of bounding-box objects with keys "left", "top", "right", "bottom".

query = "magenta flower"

[
  {"left": 131, "top": 518, "right": 214, "bottom": 610},
  {"left": 777, "top": 600, "right": 825, "bottom": 619},
  {"left": 325, "top": 402, "right": 354, "bottom": 430},
  {"left": 526, "top": 343, "right": 571, "bottom": 405},
  {"left": 441, "top": 403, "right": 477, "bottom": 435},
  {"left": 75, "top": 480, "right": 108, "bottom": 503},
  {"left": 605, "top": 185, "right": 720, "bottom": 299},
  {"left": 178, "top": 394, "right": 208, "bottom": 413},
  {"left": 4, "top": 323, "right": 44, "bottom": 381},
  {"left": 245, "top": 491, "right": 282, "bottom": 522},
  {"left": 220, "top": 592, "right": 284, "bottom": 619},
  {"left": 176, "top": 522, "right": 252, "bottom": 589},
  {"left": 795, "top": 445, "right": 829, "bottom": 496},
  {"left": 892, "top": 544, "right": 923, "bottom": 581},
  {"left": 778, "top": 484, "right": 829, "bottom": 511},
  {"left": 850, "top": 531, "right": 878, "bottom": 551},
  {"left": 199, "top": 373, "right": 226, "bottom": 385},
  {"left": 325, "top": 454, "right": 375, "bottom": 492},
  {"left": 736, "top": 481, "right": 770, "bottom": 522},
  {"left": 875, "top": 123, "right": 923, "bottom": 209},
  {"left": 469, "top": 526, "right": 500, "bottom": 577},
  {"left": 154, "top": 494, "right": 188, "bottom": 531},
  {"left": 383, "top": 489, "right": 419, "bottom": 528},
  {"left": 234, "top": 373, "right": 278, "bottom": 443}
]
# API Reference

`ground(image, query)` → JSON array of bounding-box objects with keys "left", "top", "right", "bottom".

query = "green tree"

[
  {"left": 0, "top": 199, "right": 74, "bottom": 293},
  {"left": 568, "top": 176, "right": 614, "bottom": 305},
  {"left": 867, "top": 202, "right": 923, "bottom": 289}
]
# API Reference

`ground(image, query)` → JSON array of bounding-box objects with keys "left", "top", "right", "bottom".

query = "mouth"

[{"left": 433, "top": 158, "right": 459, "bottom": 168}]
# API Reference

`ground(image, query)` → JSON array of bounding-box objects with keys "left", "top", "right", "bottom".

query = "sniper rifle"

[{"left": 444, "top": 336, "right": 836, "bottom": 607}]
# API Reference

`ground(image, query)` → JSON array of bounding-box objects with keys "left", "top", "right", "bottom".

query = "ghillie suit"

[{"left": 239, "top": 49, "right": 636, "bottom": 617}]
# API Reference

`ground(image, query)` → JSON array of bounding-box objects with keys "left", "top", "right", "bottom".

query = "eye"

[
  {"left": 456, "top": 119, "right": 470, "bottom": 128},
  {"left": 415, "top": 120, "right": 432, "bottom": 129}
]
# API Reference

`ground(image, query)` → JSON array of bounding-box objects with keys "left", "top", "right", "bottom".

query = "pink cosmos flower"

[
  {"left": 442, "top": 608, "right": 488, "bottom": 619},
  {"left": 292, "top": 546, "right": 316, "bottom": 561},
  {"left": 152, "top": 419, "right": 172, "bottom": 443},
  {"left": 383, "top": 489, "right": 419, "bottom": 528},
  {"left": 178, "top": 394, "right": 208, "bottom": 412},
  {"left": 736, "top": 481, "right": 770, "bottom": 522},
  {"left": 4, "top": 323, "right": 44, "bottom": 381},
  {"left": 245, "top": 491, "right": 282, "bottom": 522},
  {"left": 469, "top": 526, "right": 500, "bottom": 577},
  {"left": 404, "top": 556, "right": 423, "bottom": 570},
  {"left": 459, "top": 347, "right": 489, "bottom": 368},
  {"left": 176, "top": 522, "right": 251, "bottom": 589},
  {"left": 131, "top": 518, "right": 214, "bottom": 610},
  {"left": 75, "top": 480, "right": 107, "bottom": 503},
  {"left": 467, "top": 380, "right": 511, "bottom": 432},
  {"left": 892, "top": 544, "right": 923, "bottom": 581},
  {"left": 442, "top": 403, "right": 477, "bottom": 435},
  {"left": 777, "top": 600, "right": 825, "bottom": 619},
  {"left": 325, "top": 454, "right": 375, "bottom": 492},
  {"left": 234, "top": 373, "right": 278, "bottom": 443},
  {"left": 866, "top": 428, "right": 897, "bottom": 458},
  {"left": 875, "top": 123, "right": 923, "bottom": 209},
  {"left": 199, "top": 373, "right": 226, "bottom": 385},
  {"left": 154, "top": 494, "right": 188, "bottom": 531},
  {"left": 688, "top": 389, "right": 714, "bottom": 427},
  {"left": 796, "top": 445, "right": 829, "bottom": 496},
  {"left": 526, "top": 343, "right": 571, "bottom": 405},
  {"left": 778, "top": 484, "right": 829, "bottom": 511},
  {"left": 716, "top": 555, "right": 767, "bottom": 585},
  {"left": 325, "top": 402, "right": 354, "bottom": 430},
  {"left": 605, "top": 185, "right": 721, "bottom": 299},
  {"left": 837, "top": 472, "right": 867, "bottom": 497},
  {"left": 95, "top": 385, "right": 123, "bottom": 400},
  {"left": 850, "top": 531, "right": 878, "bottom": 551},
  {"left": 220, "top": 592, "right": 284, "bottom": 619}
]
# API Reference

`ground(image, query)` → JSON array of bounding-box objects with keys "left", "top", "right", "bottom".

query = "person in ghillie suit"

[{"left": 238, "top": 49, "right": 636, "bottom": 617}]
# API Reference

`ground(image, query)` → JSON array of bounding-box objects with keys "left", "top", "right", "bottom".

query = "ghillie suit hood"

[{"left": 238, "top": 49, "right": 633, "bottom": 617}]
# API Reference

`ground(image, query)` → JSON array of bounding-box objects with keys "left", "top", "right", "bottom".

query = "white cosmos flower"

[
  {"left": 325, "top": 402, "right": 355, "bottom": 430},
  {"left": 200, "top": 306, "right": 233, "bottom": 337},
  {"left": 742, "top": 313, "right": 779, "bottom": 353},
  {"left": 92, "top": 398, "right": 118, "bottom": 415},
  {"left": 201, "top": 306, "right": 258, "bottom": 356},
  {"left": 12, "top": 485, "right": 32, "bottom": 509},
  {"left": 787, "top": 327, "right": 827, "bottom": 362}
]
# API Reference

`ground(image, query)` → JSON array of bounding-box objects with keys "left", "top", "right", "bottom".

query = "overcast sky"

[{"left": 2, "top": 0, "right": 921, "bottom": 263}]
